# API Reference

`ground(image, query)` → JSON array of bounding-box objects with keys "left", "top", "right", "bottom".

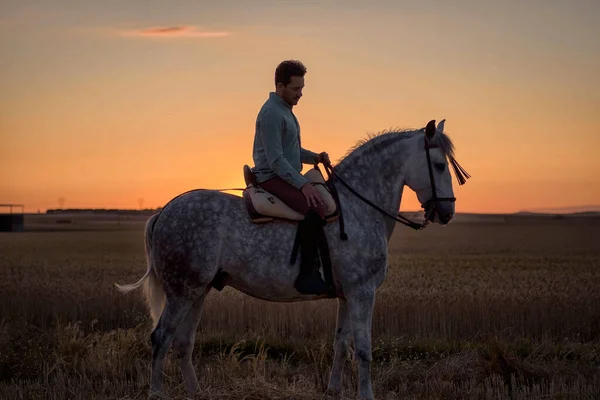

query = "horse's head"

[{"left": 405, "top": 119, "right": 463, "bottom": 225}]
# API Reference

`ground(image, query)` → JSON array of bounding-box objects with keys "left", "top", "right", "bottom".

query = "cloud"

[{"left": 121, "top": 25, "right": 231, "bottom": 39}]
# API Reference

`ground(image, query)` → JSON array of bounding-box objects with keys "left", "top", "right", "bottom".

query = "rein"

[
  {"left": 156, "top": 123, "right": 469, "bottom": 243},
  {"left": 321, "top": 163, "right": 431, "bottom": 241}
]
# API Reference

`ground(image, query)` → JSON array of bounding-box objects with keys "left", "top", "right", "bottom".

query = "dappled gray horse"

[{"left": 116, "top": 119, "right": 468, "bottom": 399}]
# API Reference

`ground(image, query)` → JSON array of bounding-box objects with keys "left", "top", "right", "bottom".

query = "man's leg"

[
  {"left": 259, "top": 176, "right": 331, "bottom": 296},
  {"left": 259, "top": 176, "right": 326, "bottom": 219}
]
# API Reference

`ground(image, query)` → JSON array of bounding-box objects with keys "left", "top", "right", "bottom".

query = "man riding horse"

[{"left": 250, "top": 60, "right": 332, "bottom": 296}]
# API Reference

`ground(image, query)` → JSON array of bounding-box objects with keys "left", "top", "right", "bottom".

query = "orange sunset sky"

[{"left": 1, "top": 0, "right": 599, "bottom": 214}]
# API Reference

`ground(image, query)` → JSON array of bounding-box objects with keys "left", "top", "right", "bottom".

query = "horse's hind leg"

[
  {"left": 149, "top": 295, "right": 194, "bottom": 395},
  {"left": 172, "top": 289, "right": 210, "bottom": 393}
]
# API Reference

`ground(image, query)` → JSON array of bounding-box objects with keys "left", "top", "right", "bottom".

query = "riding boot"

[{"left": 294, "top": 210, "right": 332, "bottom": 296}]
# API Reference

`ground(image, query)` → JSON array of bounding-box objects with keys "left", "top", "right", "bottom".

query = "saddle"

[{"left": 242, "top": 165, "right": 339, "bottom": 224}]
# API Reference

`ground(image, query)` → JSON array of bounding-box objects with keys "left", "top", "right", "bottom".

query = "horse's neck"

[{"left": 334, "top": 134, "right": 416, "bottom": 218}]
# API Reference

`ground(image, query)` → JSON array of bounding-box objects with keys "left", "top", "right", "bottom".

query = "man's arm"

[
  {"left": 300, "top": 148, "right": 319, "bottom": 165},
  {"left": 259, "top": 109, "right": 308, "bottom": 189},
  {"left": 302, "top": 148, "right": 330, "bottom": 165}
]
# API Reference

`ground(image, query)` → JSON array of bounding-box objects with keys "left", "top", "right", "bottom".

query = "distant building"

[{"left": 0, "top": 204, "right": 24, "bottom": 232}]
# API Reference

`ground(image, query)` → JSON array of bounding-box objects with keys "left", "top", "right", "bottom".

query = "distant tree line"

[{"left": 46, "top": 208, "right": 162, "bottom": 215}]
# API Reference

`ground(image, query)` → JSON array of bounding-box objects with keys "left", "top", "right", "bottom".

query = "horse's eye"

[{"left": 435, "top": 163, "right": 445, "bottom": 172}]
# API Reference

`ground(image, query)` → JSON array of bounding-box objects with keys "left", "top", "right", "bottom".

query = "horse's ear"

[
  {"left": 436, "top": 119, "right": 445, "bottom": 133},
  {"left": 425, "top": 120, "right": 436, "bottom": 139}
]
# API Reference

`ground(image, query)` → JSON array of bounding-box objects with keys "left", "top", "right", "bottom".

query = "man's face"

[{"left": 278, "top": 76, "right": 304, "bottom": 107}]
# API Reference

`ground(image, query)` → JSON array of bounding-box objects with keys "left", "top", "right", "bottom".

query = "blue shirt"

[{"left": 251, "top": 92, "right": 319, "bottom": 189}]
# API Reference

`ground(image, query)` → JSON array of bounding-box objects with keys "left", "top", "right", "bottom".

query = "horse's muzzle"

[
  {"left": 422, "top": 200, "right": 455, "bottom": 225},
  {"left": 435, "top": 201, "right": 455, "bottom": 225}
]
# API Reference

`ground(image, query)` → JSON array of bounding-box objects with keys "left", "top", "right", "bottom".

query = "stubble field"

[{"left": 0, "top": 212, "right": 599, "bottom": 399}]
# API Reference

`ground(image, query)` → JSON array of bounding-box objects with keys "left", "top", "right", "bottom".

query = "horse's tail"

[{"left": 114, "top": 213, "right": 165, "bottom": 329}]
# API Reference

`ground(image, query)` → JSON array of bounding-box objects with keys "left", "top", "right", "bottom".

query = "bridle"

[{"left": 322, "top": 120, "right": 470, "bottom": 241}]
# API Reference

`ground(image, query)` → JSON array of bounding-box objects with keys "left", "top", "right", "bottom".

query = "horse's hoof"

[
  {"left": 186, "top": 386, "right": 200, "bottom": 394},
  {"left": 325, "top": 387, "right": 342, "bottom": 398},
  {"left": 148, "top": 390, "right": 165, "bottom": 399}
]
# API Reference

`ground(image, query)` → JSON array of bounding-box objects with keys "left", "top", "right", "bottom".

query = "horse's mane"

[{"left": 338, "top": 127, "right": 456, "bottom": 163}]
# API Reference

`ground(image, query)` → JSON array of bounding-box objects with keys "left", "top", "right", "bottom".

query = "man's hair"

[{"left": 274, "top": 60, "right": 307, "bottom": 86}]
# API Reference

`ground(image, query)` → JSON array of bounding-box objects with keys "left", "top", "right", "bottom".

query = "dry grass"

[{"left": 0, "top": 213, "right": 599, "bottom": 399}]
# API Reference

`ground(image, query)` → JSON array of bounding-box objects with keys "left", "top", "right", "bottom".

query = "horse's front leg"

[
  {"left": 327, "top": 297, "right": 352, "bottom": 396},
  {"left": 347, "top": 287, "right": 376, "bottom": 400}
]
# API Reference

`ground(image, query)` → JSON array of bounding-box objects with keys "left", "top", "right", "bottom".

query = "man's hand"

[
  {"left": 317, "top": 152, "right": 330, "bottom": 165},
  {"left": 301, "top": 182, "right": 324, "bottom": 208}
]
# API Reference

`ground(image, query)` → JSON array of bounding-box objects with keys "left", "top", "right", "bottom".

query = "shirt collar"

[{"left": 269, "top": 92, "right": 292, "bottom": 110}]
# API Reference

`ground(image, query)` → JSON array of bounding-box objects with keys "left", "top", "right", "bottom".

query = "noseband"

[{"left": 323, "top": 120, "right": 470, "bottom": 240}]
